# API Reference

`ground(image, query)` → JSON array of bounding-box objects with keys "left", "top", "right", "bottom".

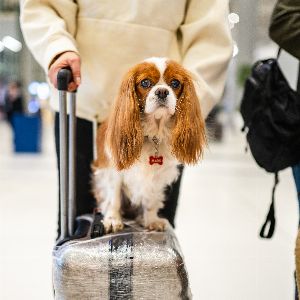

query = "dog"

[{"left": 92, "top": 57, "right": 206, "bottom": 233}]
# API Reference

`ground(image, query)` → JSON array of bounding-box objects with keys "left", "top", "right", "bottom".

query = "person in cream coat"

[{"left": 20, "top": 0, "right": 233, "bottom": 237}]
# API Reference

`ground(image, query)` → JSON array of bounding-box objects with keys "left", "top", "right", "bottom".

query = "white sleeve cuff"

[{"left": 44, "top": 37, "right": 79, "bottom": 71}]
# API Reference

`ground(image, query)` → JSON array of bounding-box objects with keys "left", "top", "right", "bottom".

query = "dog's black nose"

[{"left": 155, "top": 88, "right": 169, "bottom": 100}]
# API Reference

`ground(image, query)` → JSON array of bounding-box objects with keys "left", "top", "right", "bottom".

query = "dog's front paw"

[
  {"left": 102, "top": 216, "right": 124, "bottom": 233},
  {"left": 146, "top": 218, "right": 169, "bottom": 232}
]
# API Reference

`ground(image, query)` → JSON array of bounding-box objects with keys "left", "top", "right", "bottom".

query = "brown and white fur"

[{"left": 92, "top": 57, "right": 206, "bottom": 233}]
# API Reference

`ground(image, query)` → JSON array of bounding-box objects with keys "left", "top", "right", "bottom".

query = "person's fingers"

[
  {"left": 48, "top": 62, "right": 69, "bottom": 89},
  {"left": 68, "top": 82, "right": 77, "bottom": 92},
  {"left": 48, "top": 52, "right": 81, "bottom": 90},
  {"left": 68, "top": 56, "right": 81, "bottom": 86},
  {"left": 48, "top": 65, "right": 58, "bottom": 88}
]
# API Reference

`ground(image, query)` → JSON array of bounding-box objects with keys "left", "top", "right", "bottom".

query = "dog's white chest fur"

[
  {"left": 122, "top": 141, "right": 180, "bottom": 207},
  {"left": 94, "top": 140, "right": 180, "bottom": 207}
]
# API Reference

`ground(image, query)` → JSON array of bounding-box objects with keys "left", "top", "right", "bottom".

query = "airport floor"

[{"left": 0, "top": 117, "right": 298, "bottom": 300}]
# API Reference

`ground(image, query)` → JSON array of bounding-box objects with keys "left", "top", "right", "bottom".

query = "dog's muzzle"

[{"left": 155, "top": 88, "right": 169, "bottom": 106}]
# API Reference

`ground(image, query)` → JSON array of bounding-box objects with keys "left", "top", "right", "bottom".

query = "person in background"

[
  {"left": 20, "top": 0, "right": 233, "bottom": 238},
  {"left": 4, "top": 80, "right": 24, "bottom": 124},
  {"left": 0, "top": 78, "right": 7, "bottom": 121},
  {"left": 269, "top": 0, "right": 300, "bottom": 298}
]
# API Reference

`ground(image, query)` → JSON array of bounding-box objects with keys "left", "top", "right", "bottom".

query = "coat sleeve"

[
  {"left": 269, "top": 0, "right": 300, "bottom": 60},
  {"left": 20, "top": 0, "right": 79, "bottom": 72},
  {"left": 180, "top": 0, "right": 233, "bottom": 119}
]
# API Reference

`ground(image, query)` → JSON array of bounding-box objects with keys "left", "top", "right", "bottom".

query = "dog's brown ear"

[
  {"left": 92, "top": 122, "right": 110, "bottom": 169},
  {"left": 171, "top": 75, "right": 206, "bottom": 164},
  {"left": 106, "top": 69, "right": 143, "bottom": 170}
]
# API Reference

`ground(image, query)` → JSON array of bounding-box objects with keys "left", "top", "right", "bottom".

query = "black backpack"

[{"left": 240, "top": 51, "right": 300, "bottom": 238}]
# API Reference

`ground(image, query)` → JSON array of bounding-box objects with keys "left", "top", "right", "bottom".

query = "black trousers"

[{"left": 54, "top": 113, "right": 184, "bottom": 236}]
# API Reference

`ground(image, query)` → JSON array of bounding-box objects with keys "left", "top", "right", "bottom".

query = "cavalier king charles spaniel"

[{"left": 92, "top": 57, "right": 206, "bottom": 233}]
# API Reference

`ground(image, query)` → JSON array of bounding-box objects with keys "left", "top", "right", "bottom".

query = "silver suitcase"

[{"left": 52, "top": 69, "right": 192, "bottom": 299}]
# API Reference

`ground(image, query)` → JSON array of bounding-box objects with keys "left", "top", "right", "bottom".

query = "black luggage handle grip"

[{"left": 57, "top": 68, "right": 73, "bottom": 91}]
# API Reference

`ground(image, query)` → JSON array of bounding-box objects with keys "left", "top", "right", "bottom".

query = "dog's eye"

[
  {"left": 140, "top": 79, "right": 152, "bottom": 89},
  {"left": 170, "top": 79, "right": 181, "bottom": 89}
]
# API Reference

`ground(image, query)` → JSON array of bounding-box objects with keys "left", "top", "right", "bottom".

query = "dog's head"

[{"left": 106, "top": 57, "right": 206, "bottom": 170}]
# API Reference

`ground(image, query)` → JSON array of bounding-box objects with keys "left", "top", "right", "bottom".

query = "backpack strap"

[
  {"left": 259, "top": 173, "right": 279, "bottom": 239},
  {"left": 276, "top": 48, "right": 282, "bottom": 60}
]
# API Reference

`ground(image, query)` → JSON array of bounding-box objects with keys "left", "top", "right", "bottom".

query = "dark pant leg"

[
  {"left": 159, "top": 165, "right": 184, "bottom": 228},
  {"left": 55, "top": 113, "right": 96, "bottom": 238}
]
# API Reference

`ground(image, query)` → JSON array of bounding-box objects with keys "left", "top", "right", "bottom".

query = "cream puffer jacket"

[{"left": 20, "top": 0, "right": 233, "bottom": 122}]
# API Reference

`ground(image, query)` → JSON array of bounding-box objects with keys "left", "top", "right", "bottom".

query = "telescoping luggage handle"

[{"left": 57, "top": 68, "right": 77, "bottom": 242}]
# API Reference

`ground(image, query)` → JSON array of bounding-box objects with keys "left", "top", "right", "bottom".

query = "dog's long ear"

[
  {"left": 106, "top": 69, "right": 143, "bottom": 170},
  {"left": 171, "top": 74, "right": 206, "bottom": 164}
]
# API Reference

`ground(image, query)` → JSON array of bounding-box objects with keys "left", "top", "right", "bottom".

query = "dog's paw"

[
  {"left": 146, "top": 218, "right": 169, "bottom": 232},
  {"left": 102, "top": 216, "right": 124, "bottom": 233}
]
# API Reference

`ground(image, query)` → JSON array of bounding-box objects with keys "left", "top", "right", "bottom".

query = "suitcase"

[
  {"left": 52, "top": 68, "right": 192, "bottom": 300},
  {"left": 12, "top": 113, "right": 41, "bottom": 153}
]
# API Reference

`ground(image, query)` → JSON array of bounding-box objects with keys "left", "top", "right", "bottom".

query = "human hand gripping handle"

[{"left": 49, "top": 51, "right": 81, "bottom": 92}]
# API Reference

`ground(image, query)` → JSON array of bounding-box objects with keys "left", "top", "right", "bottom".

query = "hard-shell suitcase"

[
  {"left": 12, "top": 113, "right": 41, "bottom": 153},
  {"left": 52, "top": 69, "right": 192, "bottom": 299}
]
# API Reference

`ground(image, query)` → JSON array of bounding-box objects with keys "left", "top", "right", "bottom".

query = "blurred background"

[{"left": 0, "top": 0, "right": 299, "bottom": 299}]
